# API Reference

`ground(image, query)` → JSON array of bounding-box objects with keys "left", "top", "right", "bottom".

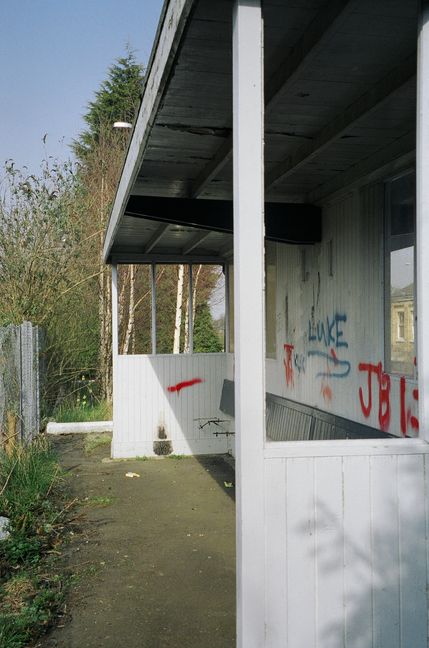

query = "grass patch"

[
  {"left": 0, "top": 436, "right": 72, "bottom": 647},
  {"left": 52, "top": 400, "right": 112, "bottom": 424},
  {"left": 83, "top": 433, "right": 112, "bottom": 455}
]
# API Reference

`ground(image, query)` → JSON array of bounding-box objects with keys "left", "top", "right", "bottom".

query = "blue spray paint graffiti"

[
  {"left": 283, "top": 311, "right": 351, "bottom": 400},
  {"left": 307, "top": 348, "right": 351, "bottom": 378},
  {"left": 307, "top": 312, "right": 351, "bottom": 379},
  {"left": 294, "top": 351, "right": 306, "bottom": 375},
  {"left": 308, "top": 313, "right": 348, "bottom": 349}
]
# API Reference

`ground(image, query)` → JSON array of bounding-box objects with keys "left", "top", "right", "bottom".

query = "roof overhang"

[{"left": 104, "top": 0, "right": 418, "bottom": 264}]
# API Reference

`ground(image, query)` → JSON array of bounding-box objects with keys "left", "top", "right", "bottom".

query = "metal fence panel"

[{"left": 0, "top": 322, "right": 41, "bottom": 446}]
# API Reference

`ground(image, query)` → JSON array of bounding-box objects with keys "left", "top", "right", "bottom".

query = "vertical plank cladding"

[
  {"left": 113, "top": 353, "right": 229, "bottom": 457},
  {"left": 269, "top": 183, "right": 418, "bottom": 438},
  {"left": 264, "top": 453, "right": 429, "bottom": 647},
  {"left": 285, "top": 457, "right": 316, "bottom": 647}
]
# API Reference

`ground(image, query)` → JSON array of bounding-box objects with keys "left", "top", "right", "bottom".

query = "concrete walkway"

[{"left": 45, "top": 435, "right": 236, "bottom": 648}]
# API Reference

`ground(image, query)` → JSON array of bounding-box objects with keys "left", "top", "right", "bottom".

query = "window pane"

[
  {"left": 390, "top": 173, "right": 414, "bottom": 236},
  {"left": 385, "top": 172, "right": 416, "bottom": 377},
  {"left": 389, "top": 246, "right": 414, "bottom": 375}
]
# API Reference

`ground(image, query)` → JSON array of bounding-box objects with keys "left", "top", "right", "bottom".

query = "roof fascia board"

[
  {"left": 103, "top": 0, "right": 196, "bottom": 263},
  {"left": 124, "top": 195, "right": 322, "bottom": 244},
  {"left": 110, "top": 253, "right": 224, "bottom": 265}
]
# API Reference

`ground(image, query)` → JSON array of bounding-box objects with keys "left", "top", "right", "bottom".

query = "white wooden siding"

[
  {"left": 264, "top": 445, "right": 429, "bottom": 648},
  {"left": 112, "top": 353, "right": 229, "bottom": 457},
  {"left": 268, "top": 183, "right": 418, "bottom": 438}
]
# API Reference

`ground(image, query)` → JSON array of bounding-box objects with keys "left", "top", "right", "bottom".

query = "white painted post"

[
  {"left": 417, "top": 1, "right": 429, "bottom": 441},
  {"left": 233, "top": 2, "right": 265, "bottom": 646},
  {"left": 111, "top": 265, "right": 118, "bottom": 455},
  {"left": 151, "top": 264, "right": 157, "bottom": 354},
  {"left": 224, "top": 264, "right": 230, "bottom": 353},
  {"left": 188, "top": 264, "right": 194, "bottom": 354}
]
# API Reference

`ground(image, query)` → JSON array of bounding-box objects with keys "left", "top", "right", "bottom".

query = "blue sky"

[{"left": 0, "top": 0, "right": 163, "bottom": 174}]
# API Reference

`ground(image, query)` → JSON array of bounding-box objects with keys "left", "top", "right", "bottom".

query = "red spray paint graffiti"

[
  {"left": 400, "top": 377, "right": 419, "bottom": 436},
  {"left": 283, "top": 344, "right": 294, "bottom": 388},
  {"left": 358, "top": 362, "right": 391, "bottom": 432},
  {"left": 321, "top": 382, "right": 333, "bottom": 403},
  {"left": 358, "top": 361, "right": 419, "bottom": 435},
  {"left": 167, "top": 378, "right": 203, "bottom": 394}
]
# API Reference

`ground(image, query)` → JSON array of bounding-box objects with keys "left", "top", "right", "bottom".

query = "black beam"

[{"left": 125, "top": 196, "right": 321, "bottom": 245}]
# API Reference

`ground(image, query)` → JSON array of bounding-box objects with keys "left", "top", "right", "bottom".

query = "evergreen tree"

[
  {"left": 193, "top": 302, "right": 223, "bottom": 353},
  {"left": 69, "top": 47, "right": 145, "bottom": 399},
  {"left": 73, "top": 47, "right": 144, "bottom": 161}
]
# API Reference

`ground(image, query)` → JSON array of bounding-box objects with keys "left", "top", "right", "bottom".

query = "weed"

[
  {"left": 2, "top": 534, "right": 42, "bottom": 566},
  {"left": 153, "top": 439, "right": 172, "bottom": 456},
  {"left": 83, "top": 433, "right": 112, "bottom": 455},
  {"left": 81, "top": 496, "right": 113, "bottom": 507},
  {"left": 0, "top": 436, "right": 61, "bottom": 534},
  {"left": 0, "top": 571, "right": 65, "bottom": 646},
  {"left": 167, "top": 454, "right": 186, "bottom": 460},
  {"left": 0, "top": 437, "right": 71, "bottom": 647},
  {"left": 52, "top": 400, "right": 112, "bottom": 424}
]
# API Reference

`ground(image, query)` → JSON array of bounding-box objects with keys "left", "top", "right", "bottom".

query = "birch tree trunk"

[
  {"left": 192, "top": 264, "right": 202, "bottom": 323},
  {"left": 184, "top": 295, "right": 190, "bottom": 354},
  {"left": 173, "top": 264, "right": 185, "bottom": 354},
  {"left": 122, "top": 264, "right": 136, "bottom": 354},
  {"left": 184, "top": 264, "right": 202, "bottom": 353}
]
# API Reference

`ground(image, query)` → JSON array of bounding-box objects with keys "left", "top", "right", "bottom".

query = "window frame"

[{"left": 384, "top": 170, "right": 416, "bottom": 378}]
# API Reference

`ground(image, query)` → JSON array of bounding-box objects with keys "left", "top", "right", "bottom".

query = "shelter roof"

[{"left": 104, "top": 0, "right": 418, "bottom": 264}]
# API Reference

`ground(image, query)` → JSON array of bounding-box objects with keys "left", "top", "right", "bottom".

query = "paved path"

[{"left": 44, "top": 435, "right": 236, "bottom": 648}]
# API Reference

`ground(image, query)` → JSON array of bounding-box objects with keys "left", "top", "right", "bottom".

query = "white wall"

[
  {"left": 112, "top": 353, "right": 230, "bottom": 457},
  {"left": 264, "top": 441, "right": 429, "bottom": 648},
  {"left": 267, "top": 183, "right": 418, "bottom": 438},
  {"left": 261, "top": 182, "right": 429, "bottom": 645}
]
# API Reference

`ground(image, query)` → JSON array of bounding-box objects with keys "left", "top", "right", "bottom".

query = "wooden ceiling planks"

[{"left": 105, "top": 0, "right": 419, "bottom": 261}]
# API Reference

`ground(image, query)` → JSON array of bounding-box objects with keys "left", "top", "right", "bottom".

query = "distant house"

[
  {"left": 391, "top": 283, "right": 415, "bottom": 375},
  {"left": 103, "top": 1, "right": 429, "bottom": 646}
]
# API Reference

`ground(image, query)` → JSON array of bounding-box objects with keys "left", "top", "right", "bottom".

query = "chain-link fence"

[{"left": 0, "top": 322, "right": 41, "bottom": 447}]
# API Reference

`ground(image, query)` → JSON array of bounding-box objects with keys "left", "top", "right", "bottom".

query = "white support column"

[
  {"left": 111, "top": 265, "right": 118, "bottom": 455},
  {"left": 417, "top": 1, "right": 429, "bottom": 441},
  {"left": 233, "top": 2, "right": 266, "bottom": 646},
  {"left": 224, "top": 263, "right": 230, "bottom": 353},
  {"left": 188, "top": 264, "right": 194, "bottom": 354},
  {"left": 151, "top": 264, "right": 157, "bottom": 355}
]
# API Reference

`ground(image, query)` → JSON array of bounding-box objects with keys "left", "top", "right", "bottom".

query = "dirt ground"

[{"left": 43, "top": 434, "right": 236, "bottom": 648}]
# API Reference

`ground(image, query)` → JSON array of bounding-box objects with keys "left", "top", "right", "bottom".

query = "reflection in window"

[
  {"left": 397, "top": 311, "right": 405, "bottom": 341},
  {"left": 385, "top": 173, "right": 415, "bottom": 376}
]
